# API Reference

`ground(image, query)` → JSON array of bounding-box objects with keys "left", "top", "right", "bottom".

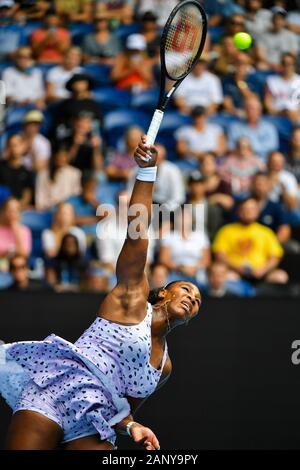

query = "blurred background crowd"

[{"left": 0, "top": 0, "right": 300, "bottom": 297}]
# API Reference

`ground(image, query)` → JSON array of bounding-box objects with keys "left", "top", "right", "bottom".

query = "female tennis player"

[{"left": 0, "top": 136, "right": 201, "bottom": 451}]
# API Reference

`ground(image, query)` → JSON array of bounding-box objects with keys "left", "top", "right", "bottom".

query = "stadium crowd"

[{"left": 0, "top": 0, "right": 300, "bottom": 297}]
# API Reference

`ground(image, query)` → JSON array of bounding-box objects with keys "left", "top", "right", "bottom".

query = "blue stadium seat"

[
  {"left": 21, "top": 211, "right": 53, "bottom": 233},
  {"left": 21, "top": 211, "right": 53, "bottom": 260},
  {"left": 69, "top": 23, "right": 94, "bottom": 46},
  {"left": 209, "top": 113, "right": 241, "bottom": 133},
  {"left": 131, "top": 88, "right": 159, "bottom": 112},
  {"left": 0, "top": 272, "right": 13, "bottom": 290},
  {"left": 93, "top": 87, "right": 131, "bottom": 113},
  {"left": 5, "top": 105, "right": 35, "bottom": 131},
  {"left": 22, "top": 21, "right": 43, "bottom": 42},
  {"left": 103, "top": 109, "right": 150, "bottom": 146},
  {"left": 0, "top": 185, "right": 11, "bottom": 205},
  {"left": 96, "top": 180, "right": 126, "bottom": 206},
  {"left": 263, "top": 115, "right": 293, "bottom": 153},
  {"left": 83, "top": 63, "right": 112, "bottom": 87},
  {"left": 36, "top": 63, "right": 60, "bottom": 79},
  {"left": 114, "top": 23, "right": 141, "bottom": 44}
]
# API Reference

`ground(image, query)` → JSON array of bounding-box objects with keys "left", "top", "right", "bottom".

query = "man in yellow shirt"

[{"left": 213, "top": 197, "right": 288, "bottom": 283}]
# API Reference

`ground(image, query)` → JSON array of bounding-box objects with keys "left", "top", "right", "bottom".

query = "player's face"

[{"left": 166, "top": 282, "right": 201, "bottom": 325}]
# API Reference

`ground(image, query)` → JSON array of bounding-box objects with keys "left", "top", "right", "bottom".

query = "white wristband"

[
  {"left": 126, "top": 421, "right": 136, "bottom": 437},
  {"left": 136, "top": 166, "right": 157, "bottom": 182}
]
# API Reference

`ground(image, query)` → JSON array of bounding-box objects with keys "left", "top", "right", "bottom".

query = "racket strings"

[{"left": 164, "top": 5, "right": 204, "bottom": 80}]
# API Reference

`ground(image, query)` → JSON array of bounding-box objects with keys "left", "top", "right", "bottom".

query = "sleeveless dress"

[{"left": 0, "top": 302, "right": 168, "bottom": 446}]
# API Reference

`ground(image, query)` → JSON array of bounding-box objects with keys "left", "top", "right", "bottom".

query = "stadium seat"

[
  {"left": 131, "top": 88, "right": 159, "bottom": 112},
  {"left": 0, "top": 272, "right": 13, "bottom": 290},
  {"left": 263, "top": 115, "right": 293, "bottom": 153},
  {"left": 21, "top": 210, "right": 53, "bottom": 233},
  {"left": 5, "top": 105, "right": 34, "bottom": 131},
  {"left": 114, "top": 23, "right": 141, "bottom": 44},
  {"left": 209, "top": 113, "right": 241, "bottom": 133},
  {"left": 0, "top": 185, "right": 11, "bottom": 205},
  {"left": 93, "top": 87, "right": 131, "bottom": 114},
  {"left": 69, "top": 22, "right": 94, "bottom": 46},
  {"left": 22, "top": 21, "right": 43, "bottom": 42},
  {"left": 96, "top": 180, "right": 126, "bottom": 206},
  {"left": 83, "top": 63, "right": 113, "bottom": 87},
  {"left": 103, "top": 109, "right": 150, "bottom": 146}
]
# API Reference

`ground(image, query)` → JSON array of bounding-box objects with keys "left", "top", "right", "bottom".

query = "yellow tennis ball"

[{"left": 233, "top": 32, "right": 252, "bottom": 50}]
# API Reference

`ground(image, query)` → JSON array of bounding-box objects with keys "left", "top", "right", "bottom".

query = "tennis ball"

[{"left": 233, "top": 32, "right": 252, "bottom": 50}]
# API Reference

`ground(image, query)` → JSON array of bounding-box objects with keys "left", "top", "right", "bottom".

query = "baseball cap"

[
  {"left": 271, "top": 6, "right": 287, "bottom": 16},
  {"left": 188, "top": 170, "right": 205, "bottom": 184},
  {"left": 23, "top": 110, "right": 44, "bottom": 124},
  {"left": 0, "top": 0, "right": 15, "bottom": 8},
  {"left": 126, "top": 34, "right": 147, "bottom": 51}
]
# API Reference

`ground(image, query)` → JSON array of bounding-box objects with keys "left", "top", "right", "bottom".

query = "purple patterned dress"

[{"left": 0, "top": 303, "right": 168, "bottom": 445}]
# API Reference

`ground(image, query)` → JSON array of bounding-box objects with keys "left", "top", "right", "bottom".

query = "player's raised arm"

[{"left": 116, "top": 135, "right": 157, "bottom": 286}]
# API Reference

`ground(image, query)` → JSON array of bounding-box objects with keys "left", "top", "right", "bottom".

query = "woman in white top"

[
  {"left": 159, "top": 207, "right": 211, "bottom": 285},
  {"left": 42, "top": 202, "right": 86, "bottom": 259},
  {"left": 35, "top": 146, "right": 81, "bottom": 210}
]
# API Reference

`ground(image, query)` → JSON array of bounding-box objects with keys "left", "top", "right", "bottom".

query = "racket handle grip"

[{"left": 146, "top": 109, "right": 164, "bottom": 146}]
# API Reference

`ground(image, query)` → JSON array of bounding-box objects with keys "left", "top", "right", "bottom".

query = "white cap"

[
  {"left": 126, "top": 34, "right": 147, "bottom": 51},
  {"left": 0, "top": 0, "right": 15, "bottom": 8}
]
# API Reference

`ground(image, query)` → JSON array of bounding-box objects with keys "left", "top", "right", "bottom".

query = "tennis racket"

[{"left": 145, "top": 0, "right": 207, "bottom": 153}]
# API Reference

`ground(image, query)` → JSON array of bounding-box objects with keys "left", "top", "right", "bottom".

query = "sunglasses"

[{"left": 11, "top": 264, "right": 27, "bottom": 271}]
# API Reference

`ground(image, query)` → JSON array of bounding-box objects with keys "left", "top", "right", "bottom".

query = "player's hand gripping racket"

[{"left": 144, "top": 0, "right": 207, "bottom": 160}]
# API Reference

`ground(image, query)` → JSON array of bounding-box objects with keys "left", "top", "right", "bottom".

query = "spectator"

[
  {"left": 213, "top": 197, "right": 288, "bottom": 284},
  {"left": 0, "top": 134, "right": 34, "bottom": 207},
  {"left": 53, "top": 0, "right": 92, "bottom": 23},
  {"left": 13, "top": 0, "right": 50, "bottom": 21},
  {"left": 21, "top": 110, "right": 51, "bottom": 172},
  {"left": 127, "top": 143, "right": 185, "bottom": 212},
  {"left": 0, "top": 0, "right": 26, "bottom": 60},
  {"left": 139, "top": 11, "right": 161, "bottom": 59},
  {"left": 218, "top": 137, "right": 265, "bottom": 197},
  {"left": 201, "top": 152, "right": 234, "bottom": 211},
  {"left": 46, "top": 47, "right": 83, "bottom": 101},
  {"left": 286, "top": 127, "right": 300, "bottom": 185},
  {"left": 46, "top": 233, "right": 88, "bottom": 291},
  {"left": 42, "top": 202, "right": 86, "bottom": 258},
  {"left": 82, "top": 13, "right": 122, "bottom": 64},
  {"left": 159, "top": 207, "right": 211, "bottom": 285},
  {"left": 95, "top": 0, "right": 135, "bottom": 24},
  {"left": 111, "top": 34, "right": 153, "bottom": 92},
  {"left": 175, "top": 106, "right": 226, "bottom": 169},
  {"left": 174, "top": 57, "right": 223, "bottom": 116},
  {"left": 223, "top": 52, "right": 258, "bottom": 117},
  {"left": 84, "top": 263, "right": 110, "bottom": 293},
  {"left": 250, "top": 171, "right": 291, "bottom": 246},
  {"left": 51, "top": 73, "right": 102, "bottom": 140},
  {"left": 213, "top": 35, "right": 240, "bottom": 77},
  {"left": 2, "top": 46, "right": 45, "bottom": 108},
  {"left": 137, "top": 0, "right": 178, "bottom": 27},
  {"left": 286, "top": 0, "right": 300, "bottom": 35},
  {"left": 7, "top": 254, "right": 52, "bottom": 291},
  {"left": 267, "top": 151, "right": 298, "bottom": 211},
  {"left": 35, "top": 146, "right": 82, "bottom": 210},
  {"left": 244, "top": 0, "right": 272, "bottom": 39},
  {"left": 264, "top": 53, "right": 300, "bottom": 123},
  {"left": 96, "top": 191, "right": 156, "bottom": 277},
  {"left": 205, "top": 261, "right": 239, "bottom": 298},
  {"left": 68, "top": 173, "right": 102, "bottom": 235},
  {"left": 186, "top": 170, "right": 225, "bottom": 241},
  {"left": 30, "top": 10, "right": 71, "bottom": 64},
  {"left": 0, "top": 197, "right": 32, "bottom": 272},
  {"left": 149, "top": 263, "right": 170, "bottom": 290},
  {"left": 59, "top": 115, "right": 103, "bottom": 172},
  {"left": 106, "top": 126, "right": 142, "bottom": 182},
  {"left": 227, "top": 95, "right": 279, "bottom": 161},
  {"left": 257, "top": 7, "right": 299, "bottom": 71}
]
